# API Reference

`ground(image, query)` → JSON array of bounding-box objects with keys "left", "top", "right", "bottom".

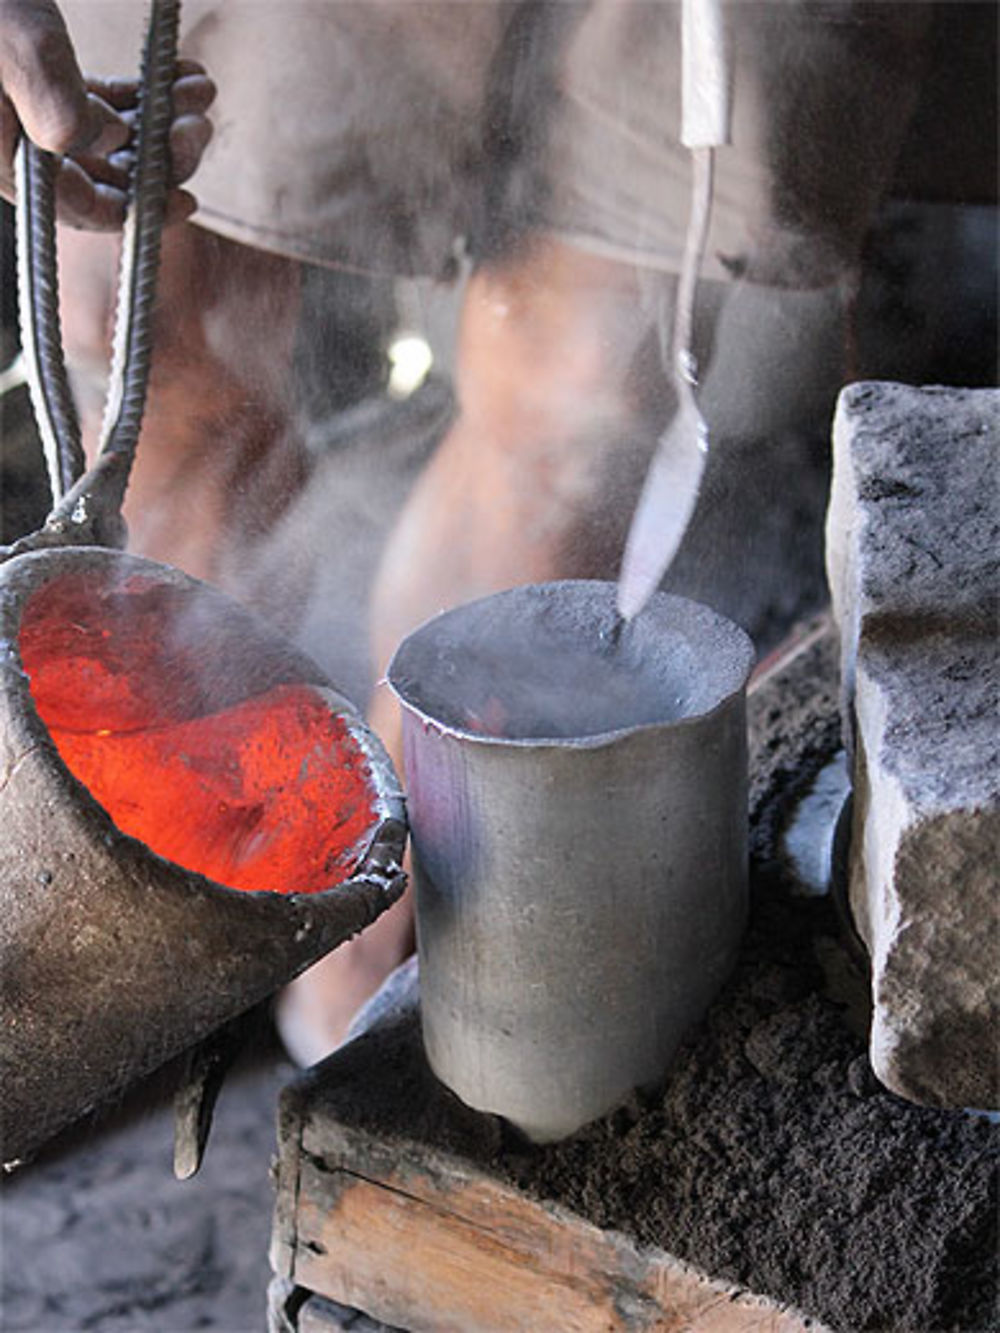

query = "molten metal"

[
  {"left": 0, "top": 547, "right": 406, "bottom": 1166},
  {"left": 19, "top": 569, "right": 381, "bottom": 894}
]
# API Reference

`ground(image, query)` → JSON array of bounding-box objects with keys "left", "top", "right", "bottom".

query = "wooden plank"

[{"left": 283, "top": 1119, "right": 822, "bottom": 1333}]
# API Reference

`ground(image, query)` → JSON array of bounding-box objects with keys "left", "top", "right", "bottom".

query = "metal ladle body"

[{"left": 0, "top": 3, "right": 407, "bottom": 1169}]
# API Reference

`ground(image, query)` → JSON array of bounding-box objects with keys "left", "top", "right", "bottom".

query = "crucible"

[{"left": 0, "top": 547, "right": 406, "bottom": 1164}]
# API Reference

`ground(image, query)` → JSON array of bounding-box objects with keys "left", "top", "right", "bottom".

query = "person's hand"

[{"left": 0, "top": 0, "right": 216, "bottom": 229}]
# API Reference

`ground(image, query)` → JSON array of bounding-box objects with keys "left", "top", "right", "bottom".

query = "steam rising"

[{"left": 389, "top": 582, "right": 754, "bottom": 744}]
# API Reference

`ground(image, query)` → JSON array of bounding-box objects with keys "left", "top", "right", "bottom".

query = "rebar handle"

[
  {"left": 6, "top": 0, "right": 180, "bottom": 558},
  {"left": 98, "top": 0, "right": 180, "bottom": 465},
  {"left": 14, "top": 141, "right": 87, "bottom": 504}
]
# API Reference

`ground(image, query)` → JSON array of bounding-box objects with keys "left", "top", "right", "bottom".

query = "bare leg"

[
  {"left": 369, "top": 236, "right": 658, "bottom": 686},
  {"left": 58, "top": 222, "right": 306, "bottom": 581},
  {"left": 278, "top": 234, "right": 661, "bottom": 1062}
]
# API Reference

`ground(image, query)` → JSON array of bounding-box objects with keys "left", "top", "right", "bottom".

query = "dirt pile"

[{"left": 298, "top": 625, "right": 999, "bottom": 1332}]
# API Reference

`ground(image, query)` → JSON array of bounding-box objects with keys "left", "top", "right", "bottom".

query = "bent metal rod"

[{"left": 5, "top": 0, "right": 181, "bottom": 561}]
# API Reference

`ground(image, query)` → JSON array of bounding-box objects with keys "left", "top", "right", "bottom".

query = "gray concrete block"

[{"left": 826, "top": 382, "right": 999, "bottom": 1109}]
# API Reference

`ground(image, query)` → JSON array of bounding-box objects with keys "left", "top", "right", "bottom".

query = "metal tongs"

[{"left": 2, "top": 0, "right": 181, "bottom": 563}]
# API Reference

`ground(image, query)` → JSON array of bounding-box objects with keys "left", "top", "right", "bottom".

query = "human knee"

[{"left": 455, "top": 238, "right": 652, "bottom": 452}]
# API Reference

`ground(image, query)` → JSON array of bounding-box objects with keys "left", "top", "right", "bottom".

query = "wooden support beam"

[{"left": 271, "top": 1026, "right": 824, "bottom": 1333}]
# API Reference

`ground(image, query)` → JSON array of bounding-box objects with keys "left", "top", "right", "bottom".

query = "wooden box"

[{"left": 269, "top": 1000, "right": 821, "bottom": 1333}]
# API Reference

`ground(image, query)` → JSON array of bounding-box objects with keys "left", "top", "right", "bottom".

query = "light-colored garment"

[
  {"left": 62, "top": 1, "right": 930, "bottom": 282},
  {"left": 64, "top": 1, "right": 508, "bottom": 276}
]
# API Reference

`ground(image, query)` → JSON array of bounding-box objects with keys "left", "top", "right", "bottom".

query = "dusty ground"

[{"left": 1, "top": 1036, "right": 291, "bottom": 1333}]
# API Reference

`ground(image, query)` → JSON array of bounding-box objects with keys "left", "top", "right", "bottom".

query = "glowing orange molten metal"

[{"left": 19, "top": 571, "right": 382, "bottom": 894}]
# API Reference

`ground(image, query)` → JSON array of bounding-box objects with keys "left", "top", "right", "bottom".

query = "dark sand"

[{"left": 286, "top": 628, "right": 998, "bottom": 1333}]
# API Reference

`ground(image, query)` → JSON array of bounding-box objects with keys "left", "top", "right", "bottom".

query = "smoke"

[
  {"left": 388, "top": 582, "right": 751, "bottom": 744},
  {"left": 32, "top": 0, "right": 992, "bottom": 721}
]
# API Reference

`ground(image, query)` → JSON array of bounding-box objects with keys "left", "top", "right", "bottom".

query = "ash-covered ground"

[{"left": 2, "top": 1039, "right": 291, "bottom": 1333}]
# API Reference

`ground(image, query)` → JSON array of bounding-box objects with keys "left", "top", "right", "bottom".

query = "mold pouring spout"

[{"left": 616, "top": 0, "right": 732, "bottom": 623}]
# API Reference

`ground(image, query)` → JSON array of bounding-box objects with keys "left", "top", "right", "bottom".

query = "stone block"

[{"left": 826, "top": 381, "right": 999, "bottom": 1108}]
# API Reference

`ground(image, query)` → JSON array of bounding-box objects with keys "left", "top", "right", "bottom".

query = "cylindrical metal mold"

[{"left": 388, "top": 580, "right": 754, "bottom": 1142}]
